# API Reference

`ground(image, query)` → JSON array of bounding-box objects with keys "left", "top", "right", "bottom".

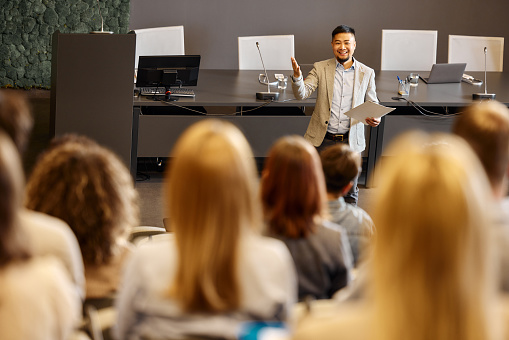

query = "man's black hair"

[{"left": 332, "top": 25, "right": 356, "bottom": 39}]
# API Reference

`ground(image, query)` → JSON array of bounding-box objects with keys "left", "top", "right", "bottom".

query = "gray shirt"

[
  {"left": 328, "top": 197, "right": 375, "bottom": 267},
  {"left": 269, "top": 220, "right": 353, "bottom": 301}
]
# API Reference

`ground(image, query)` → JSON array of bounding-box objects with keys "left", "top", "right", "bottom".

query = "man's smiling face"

[{"left": 331, "top": 32, "right": 356, "bottom": 65}]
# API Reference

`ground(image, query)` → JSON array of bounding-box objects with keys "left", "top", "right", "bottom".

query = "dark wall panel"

[{"left": 129, "top": 0, "right": 509, "bottom": 71}]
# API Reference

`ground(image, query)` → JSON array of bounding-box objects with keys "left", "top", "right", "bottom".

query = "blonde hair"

[
  {"left": 25, "top": 136, "right": 139, "bottom": 266},
  {"left": 0, "top": 131, "right": 31, "bottom": 266},
  {"left": 371, "top": 132, "right": 499, "bottom": 340},
  {"left": 453, "top": 100, "right": 509, "bottom": 194},
  {"left": 166, "top": 119, "right": 261, "bottom": 313},
  {"left": 262, "top": 135, "right": 327, "bottom": 238}
]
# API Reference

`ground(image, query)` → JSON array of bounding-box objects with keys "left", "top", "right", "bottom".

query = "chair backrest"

[
  {"left": 134, "top": 26, "right": 185, "bottom": 70},
  {"left": 129, "top": 226, "right": 167, "bottom": 245},
  {"left": 381, "top": 29, "right": 437, "bottom": 71},
  {"left": 448, "top": 35, "right": 504, "bottom": 72},
  {"left": 238, "top": 35, "right": 294, "bottom": 70}
]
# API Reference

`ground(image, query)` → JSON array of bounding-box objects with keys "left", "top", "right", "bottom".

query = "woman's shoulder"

[
  {"left": 293, "top": 300, "right": 370, "bottom": 340},
  {"left": 3, "top": 256, "right": 68, "bottom": 283},
  {"left": 243, "top": 232, "right": 293, "bottom": 260}
]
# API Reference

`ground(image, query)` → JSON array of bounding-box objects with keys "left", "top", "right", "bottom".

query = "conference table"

[{"left": 132, "top": 69, "right": 509, "bottom": 187}]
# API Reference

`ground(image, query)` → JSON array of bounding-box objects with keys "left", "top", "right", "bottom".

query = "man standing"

[{"left": 291, "top": 25, "right": 380, "bottom": 205}]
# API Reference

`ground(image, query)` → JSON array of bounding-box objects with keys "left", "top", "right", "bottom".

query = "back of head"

[
  {"left": 0, "top": 90, "right": 33, "bottom": 153},
  {"left": 166, "top": 119, "right": 260, "bottom": 313},
  {"left": 25, "top": 135, "right": 139, "bottom": 266},
  {"left": 261, "top": 135, "right": 326, "bottom": 238},
  {"left": 0, "top": 131, "right": 31, "bottom": 266},
  {"left": 371, "top": 132, "right": 497, "bottom": 340},
  {"left": 452, "top": 100, "right": 509, "bottom": 196},
  {"left": 320, "top": 143, "right": 361, "bottom": 196}
]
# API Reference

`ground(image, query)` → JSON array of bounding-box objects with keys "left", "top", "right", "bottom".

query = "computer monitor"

[{"left": 136, "top": 55, "right": 201, "bottom": 88}]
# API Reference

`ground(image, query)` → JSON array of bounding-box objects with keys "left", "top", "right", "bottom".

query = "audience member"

[
  {"left": 0, "top": 89, "right": 85, "bottom": 299},
  {"left": 293, "top": 132, "right": 504, "bottom": 340},
  {"left": 320, "top": 144, "right": 375, "bottom": 266},
  {"left": 261, "top": 135, "right": 353, "bottom": 301},
  {"left": 453, "top": 100, "right": 509, "bottom": 291},
  {"left": 25, "top": 135, "right": 139, "bottom": 301},
  {"left": 0, "top": 131, "right": 80, "bottom": 339},
  {"left": 453, "top": 100, "right": 509, "bottom": 200},
  {"left": 114, "top": 120, "right": 297, "bottom": 339}
]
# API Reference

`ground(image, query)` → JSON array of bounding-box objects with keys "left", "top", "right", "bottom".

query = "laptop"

[{"left": 420, "top": 63, "right": 467, "bottom": 84}]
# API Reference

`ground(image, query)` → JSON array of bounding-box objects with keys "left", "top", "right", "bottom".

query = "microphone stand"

[
  {"left": 255, "top": 42, "right": 279, "bottom": 101},
  {"left": 90, "top": 0, "right": 113, "bottom": 34},
  {"left": 473, "top": 47, "right": 496, "bottom": 100}
]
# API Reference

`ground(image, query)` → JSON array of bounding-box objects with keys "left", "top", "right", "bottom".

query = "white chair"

[
  {"left": 448, "top": 35, "right": 504, "bottom": 72},
  {"left": 134, "top": 26, "right": 185, "bottom": 70},
  {"left": 238, "top": 35, "right": 294, "bottom": 70},
  {"left": 129, "top": 226, "right": 167, "bottom": 245},
  {"left": 381, "top": 29, "right": 437, "bottom": 71}
]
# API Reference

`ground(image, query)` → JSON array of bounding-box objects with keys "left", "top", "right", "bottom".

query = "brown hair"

[
  {"left": 166, "top": 119, "right": 261, "bottom": 313},
  {"left": 0, "top": 90, "right": 33, "bottom": 153},
  {"left": 320, "top": 143, "right": 361, "bottom": 195},
  {"left": 452, "top": 100, "right": 509, "bottom": 194},
  {"left": 0, "top": 131, "right": 31, "bottom": 266},
  {"left": 261, "top": 135, "right": 326, "bottom": 239},
  {"left": 25, "top": 136, "right": 139, "bottom": 266}
]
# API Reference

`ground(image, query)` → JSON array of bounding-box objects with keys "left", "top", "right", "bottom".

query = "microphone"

[
  {"left": 255, "top": 42, "right": 279, "bottom": 101},
  {"left": 90, "top": 0, "right": 113, "bottom": 34},
  {"left": 472, "top": 47, "right": 496, "bottom": 100}
]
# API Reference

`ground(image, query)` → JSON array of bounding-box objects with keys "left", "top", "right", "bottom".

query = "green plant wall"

[{"left": 0, "top": 0, "right": 130, "bottom": 88}]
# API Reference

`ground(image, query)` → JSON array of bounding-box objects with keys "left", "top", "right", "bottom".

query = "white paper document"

[{"left": 345, "top": 101, "right": 395, "bottom": 121}]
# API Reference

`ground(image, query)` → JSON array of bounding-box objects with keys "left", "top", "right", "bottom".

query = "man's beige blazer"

[{"left": 292, "top": 58, "right": 378, "bottom": 152}]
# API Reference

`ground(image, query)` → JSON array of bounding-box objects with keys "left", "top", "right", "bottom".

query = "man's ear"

[{"left": 340, "top": 181, "right": 354, "bottom": 197}]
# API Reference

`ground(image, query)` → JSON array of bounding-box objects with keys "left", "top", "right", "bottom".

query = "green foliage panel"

[{"left": 0, "top": 0, "right": 130, "bottom": 88}]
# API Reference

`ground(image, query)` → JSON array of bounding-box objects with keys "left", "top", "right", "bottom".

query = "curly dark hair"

[{"left": 25, "top": 136, "right": 139, "bottom": 265}]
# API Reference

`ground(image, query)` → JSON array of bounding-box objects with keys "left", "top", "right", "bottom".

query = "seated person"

[
  {"left": 320, "top": 144, "right": 375, "bottom": 267},
  {"left": 293, "top": 132, "right": 505, "bottom": 340},
  {"left": 25, "top": 135, "right": 139, "bottom": 301},
  {"left": 261, "top": 135, "right": 353, "bottom": 301},
  {"left": 0, "top": 131, "right": 80, "bottom": 339},
  {"left": 114, "top": 120, "right": 297, "bottom": 340},
  {"left": 452, "top": 100, "right": 509, "bottom": 292},
  {"left": 0, "top": 89, "right": 85, "bottom": 298}
]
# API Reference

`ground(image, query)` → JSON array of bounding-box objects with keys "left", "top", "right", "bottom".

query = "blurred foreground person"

[
  {"left": 114, "top": 120, "right": 297, "bottom": 340},
  {"left": 293, "top": 132, "right": 505, "bottom": 340},
  {"left": 25, "top": 135, "right": 139, "bottom": 301},
  {"left": 0, "top": 89, "right": 85, "bottom": 298},
  {"left": 262, "top": 135, "right": 353, "bottom": 301},
  {"left": 320, "top": 144, "right": 375, "bottom": 267},
  {"left": 453, "top": 100, "right": 509, "bottom": 291},
  {"left": 0, "top": 131, "right": 80, "bottom": 339}
]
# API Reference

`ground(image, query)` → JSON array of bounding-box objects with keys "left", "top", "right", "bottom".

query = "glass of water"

[
  {"left": 408, "top": 73, "right": 419, "bottom": 87},
  {"left": 278, "top": 76, "right": 288, "bottom": 90}
]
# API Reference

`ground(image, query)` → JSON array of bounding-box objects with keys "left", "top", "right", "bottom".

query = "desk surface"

[
  {"left": 376, "top": 71, "right": 509, "bottom": 106},
  {"left": 134, "top": 69, "right": 316, "bottom": 107},
  {"left": 135, "top": 69, "right": 509, "bottom": 108}
]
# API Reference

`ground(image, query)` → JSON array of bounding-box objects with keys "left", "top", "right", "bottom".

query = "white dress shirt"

[{"left": 328, "top": 59, "right": 355, "bottom": 134}]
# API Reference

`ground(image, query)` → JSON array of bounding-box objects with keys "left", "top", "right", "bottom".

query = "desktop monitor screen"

[{"left": 136, "top": 55, "right": 201, "bottom": 88}]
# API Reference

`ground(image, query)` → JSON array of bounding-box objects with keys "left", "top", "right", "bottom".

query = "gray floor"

[
  {"left": 135, "top": 171, "right": 376, "bottom": 228},
  {"left": 23, "top": 89, "right": 376, "bottom": 229}
]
